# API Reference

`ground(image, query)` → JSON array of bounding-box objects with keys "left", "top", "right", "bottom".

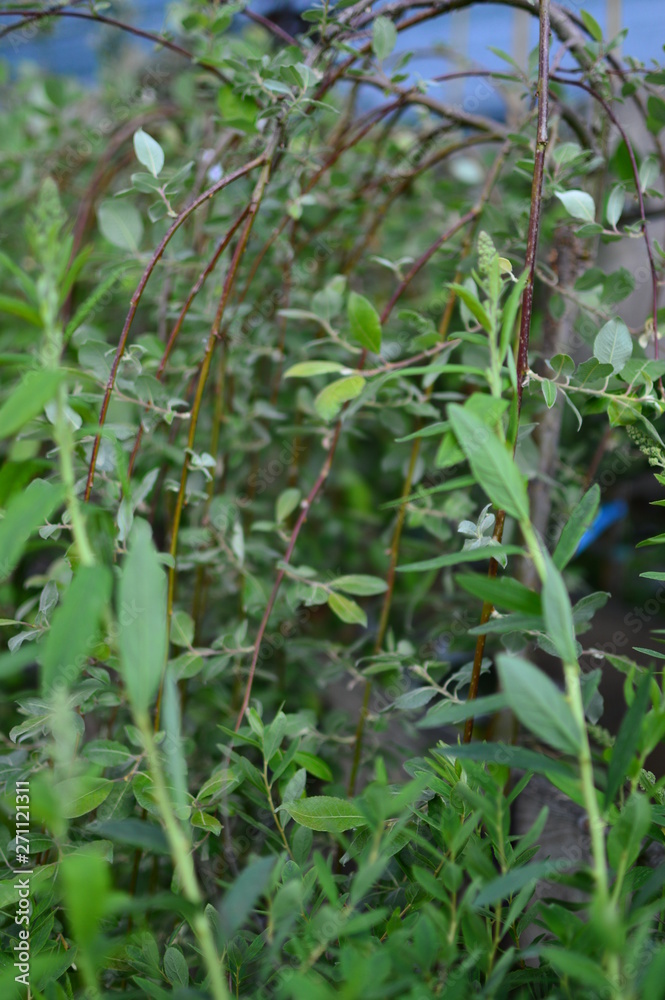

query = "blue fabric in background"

[
  {"left": 575, "top": 498, "right": 629, "bottom": 556},
  {"left": 1, "top": 2, "right": 660, "bottom": 88}
]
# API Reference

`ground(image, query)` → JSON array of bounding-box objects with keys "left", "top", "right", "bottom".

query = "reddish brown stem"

[
  {"left": 127, "top": 206, "right": 251, "bottom": 478},
  {"left": 0, "top": 8, "right": 229, "bottom": 82},
  {"left": 83, "top": 156, "right": 266, "bottom": 501}
]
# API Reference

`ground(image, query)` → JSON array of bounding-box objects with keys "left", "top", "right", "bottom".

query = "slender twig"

[
  {"left": 83, "top": 156, "right": 266, "bottom": 500},
  {"left": 160, "top": 135, "right": 280, "bottom": 728},
  {"left": 0, "top": 7, "right": 229, "bottom": 82},
  {"left": 127, "top": 206, "right": 251, "bottom": 477}
]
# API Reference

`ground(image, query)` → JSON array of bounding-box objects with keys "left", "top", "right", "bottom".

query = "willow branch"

[{"left": 83, "top": 155, "right": 266, "bottom": 500}]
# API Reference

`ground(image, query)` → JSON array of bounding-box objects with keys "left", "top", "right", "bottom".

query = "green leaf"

[
  {"left": 547, "top": 353, "right": 575, "bottom": 379},
  {"left": 606, "top": 185, "right": 625, "bottom": 228},
  {"left": 330, "top": 575, "right": 388, "bottom": 596},
  {"left": 41, "top": 566, "right": 112, "bottom": 692},
  {"left": 162, "top": 668, "right": 189, "bottom": 818},
  {"left": 576, "top": 357, "right": 614, "bottom": 386},
  {"left": 163, "top": 947, "right": 188, "bottom": 988},
  {"left": 0, "top": 293, "right": 41, "bottom": 326},
  {"left": 541, "top": 379, "right": 557, "bottom": 407},
  {"left": 372, "top": 15, "right": 397, "bottom": 61},
  {"left": 581, "top": 10, "right": 603, "bottom": 41},
  {"left": 314, "top": 375, "right": 365, "bottom": 421},
  {"left": 455, "top": 574, "right": 540, "bottom": 614},
  {"left": 555, "top": 189, "right": 596, "bottom": 222},
  {"left": 542, "top": 552, "right": 579, "bottom": 664},
  {"left": 398, "top": 544, "right": 522, "bottom": 573},
  {"left": 293, "top": 751, "right": 333, "bottom": 782},
  {"left": 170, "top": 609, "right": 194, "bottom": 648},
  {"left": 133, "top": 128, "right": 164, "bottom": 177},
  {"left": 327, "top": 591, "right": 367, "bottom": 627},
  {"left": 0, "top": 370, "right": 63, "bottom": 439},
  {"left": 59, "top": 851, "right": 112, "bottom": 950},
  {"left": 118, "top": 519, "right": 167, "bottom": 716},
  {"left": 553, "top": 485, "right": 600, "bottom": 569},
  {"left": 605, "top": 669, "right": 652, "bottom": 808},
  {"left": 448, "top": 283, "right": 492, "bottom": 334},
  {"left": 348, "top": 292, "right": 382, "bottom": 353},
  {"left": 218, "top": 855, "right": 276, "bottom": 942},
  {"left": 499, "top": 269, "right": 529, "bottom": 360},
  {"left": 282, "top": 796, "right": 368, "bottom": 832},
  {"left": 57, "top": 775, "right": 113, "bottom": 818},
  {"left": 448, "top": 404, "right": 529, "bottom": 521},
  {"left": 217, "top": 85, "right": 258, "bottom": 132},
  {"left": 0, "top": 479, "right": 64, "bottom": 582},
  {"left": 276, "top": 488, "right": 301, "bottom": 523},
  {"left": 607, "top": 791, "right": 651, "bottom": 871},
  {"left": 473, "top": 860, "right": 569, "bottom": 908},
  {"left": 283, "top": 361, "right": 346, "bottom": 378},
  {"left": 541, "top": 947, "right": 612, "bottom": 993},
  {"left": 82, "top": 740, "right": 134, "bottom": 767},
  {"left": 97, "top": 199, "right": 143, "bottom": 251},
  {"left": 593, "top": 318, "right": 633, "bottom": 372},
  {"left": 496, "top": 655, "right": 582, "bottom": 754},
  {"left": 418, "top": 692, "right": 507, "bottom": 728},
  {"left": 433, "top": 742, "right": 574, "bottom": 779}
]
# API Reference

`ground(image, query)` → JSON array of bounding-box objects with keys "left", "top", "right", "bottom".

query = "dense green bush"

[{"left": 1, "top": 2, "right": 665, "bottom": 997}]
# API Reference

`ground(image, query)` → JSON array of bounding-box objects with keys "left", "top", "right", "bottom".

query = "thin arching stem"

[
  {"left": 127, "top": 206, "right": 251, "bottom": 478},
  {"left": 83, "top": 156, "right": 266, "bottom": 500}
]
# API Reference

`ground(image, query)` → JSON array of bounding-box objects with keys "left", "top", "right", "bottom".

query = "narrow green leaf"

[
  {"left": 448, "top": 403, "right": 529, "bottom": 520},
  {"left": 162, "top": 668, "right": 189, "bottom": 819},
  {"left": 455, "top": 573, "right": 540, "bottom": 614},
  {"left": 348, "top": 292, "right": 382, "bottom": 353},
  {"left": 553, "top": 485, "right": 600, "bottom": 569},
  {"left": 330, "top": 574, "right": 388, "bottom": 596},
  {"left": 314, "top": 375, "right": 365, "bottom": 421},
  {"left": 0, "top": 370, "right": 63, "bottom": 439},
  {"left": 448, "top": 283, "right": 492, "bottom": 334},
  {"left": 0, "top": 479, "right": 64, "bottom": 582},
  {"left": 218, "top": 855, "right": 276, "bottom": 942},
  {"left": 117, "top": 519, "right": 167, "bottom": 716},
  {"left": 499, "top": 269, "right": 529, "bottom": 361},
  {"left": 606, "top": 186, "right": 625, "bottom": 228},
  {"left": 293, "top": 751, "right": 333, "bottom": 783},
  {"left": 541, "top": 379, "right": 557, "bottom": 408},
  {"left": 605, "top": 670, "right": 652, "bottom": 808},
  {"left": 398, "top": 544, "right": 523, "bottom": 573},
  {"left": 327, "top": 591, "right": 367, "bottom": 627},
  {"left": 0, "top": 293, "right": 41, "bottom": 326},
  {"left": 41, "top": 566, "right": 112, "bottom": 693},
  {"left": 283, "top": 361, "right": 346, "bottom": 378},
  {"left": 542, "top": 553, "right": 579, "bottom": 664},
  {"left": 496, "top": 655, "right": 582, "bottom": 754},
  {"left": 282, "top": 796, "right": 367, "bottom": 833},
  {"left": 581, "top": 10, "right": 603, "bottom": 41},
  {"left": 418, "top": 692, "right": 507, "bottom": 728}
]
